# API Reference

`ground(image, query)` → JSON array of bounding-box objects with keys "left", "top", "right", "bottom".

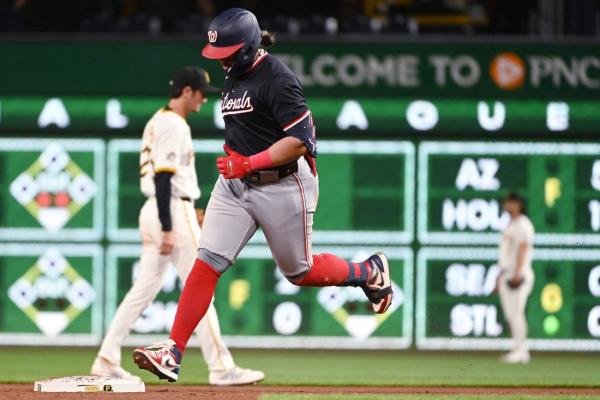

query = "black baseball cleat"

[{"left": 361, "top": 252, "right": 392, "bottom": 314}]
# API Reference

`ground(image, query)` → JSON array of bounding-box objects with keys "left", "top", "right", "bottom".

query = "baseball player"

[
  {"left": 90, "top": 66, "right": 264, "bottom": 385},
  {"left": 496, "top": 191, "right": 535, "bottom": 364},
  {"left": 132, "top": 8, "right": 393, "bottom": 383}
]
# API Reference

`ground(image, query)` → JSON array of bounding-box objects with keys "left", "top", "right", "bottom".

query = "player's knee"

[
  {"left": 198, "top": 248, "right": 231, "bottom": 273},
  {"left": 286, "top": 268, "right": 311, "bottom": 286}
]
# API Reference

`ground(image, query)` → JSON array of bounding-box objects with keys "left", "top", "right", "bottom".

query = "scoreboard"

[
  {"left": 106, "top": 139, "right": 414, "bottom": 245},
  {"left": 0, "top": 139, "right": 105, "bottom": 241},
  {"left": 415, "top": 142, "right": 600, "bottom": 351},
  {"left": 1, "top": 138, "right": 600, "bottom": 350},
  {"left": 418, "top": 142, "right": 600, "bottom": 245},
  {"left": 0, "top": 243, "right": 103, "bottom": 345},
  {"left": 417, "top": 247, "right": 600, "bottom": 351},
  {"left": 1, "top": 39, "right": 599, "bottom": 349},
  {"left": 1, "top": 96, "right": 599, "bottom": 135}
]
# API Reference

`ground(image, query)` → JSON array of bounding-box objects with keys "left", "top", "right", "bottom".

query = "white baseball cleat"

[
  {"left": 208, "top": 366, "right": 265, "bottom": 386},
  {"left": 500, "top": 350, "right": 531, "bottom": 364},
  {"left": 90, "top": 356, "right": 142, "bottom": 381}
]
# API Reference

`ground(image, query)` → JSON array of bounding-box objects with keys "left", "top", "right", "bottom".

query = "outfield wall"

[
  {"left": 0, "top": 137, "right": 599, "bottom": 350},
  {"left": 0, "top": 38, "right": 599, "bottom": 350}
]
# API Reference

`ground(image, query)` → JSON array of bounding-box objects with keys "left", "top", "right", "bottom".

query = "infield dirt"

[{"left": 3, "top": 384, "right": 600, "bottom": 400}]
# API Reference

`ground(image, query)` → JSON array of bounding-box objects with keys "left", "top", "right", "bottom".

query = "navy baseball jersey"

[{"left": 221, "top": 50, "right": 317, "bottom": 158}]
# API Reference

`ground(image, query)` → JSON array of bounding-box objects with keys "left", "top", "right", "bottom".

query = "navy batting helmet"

[{"left": 201, "top": 8, "right": 261, "bottom": 76}]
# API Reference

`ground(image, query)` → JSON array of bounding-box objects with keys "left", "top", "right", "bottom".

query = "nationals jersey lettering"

[
  {"left": 221, "top": 50, "right": 317, "bottom": 157},
  {"left": 221, "top": 90, "right": 254, "bottom": 116},
  {"left": 140, "top": 109, "right": 200, "bottom": 200}
]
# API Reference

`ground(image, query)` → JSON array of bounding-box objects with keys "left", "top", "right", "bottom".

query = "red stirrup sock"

[
  {"left": 294, "top": 253, "right": 371, "bottom": 287},
  {"left": 170, "top": 259, "right": 220, "bottom": 353}
]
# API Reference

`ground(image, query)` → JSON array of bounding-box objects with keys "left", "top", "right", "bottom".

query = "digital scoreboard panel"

[
  {"left": 107, "top": 139, "right": 414, "bottom": 245},
  {"left": 418, "top": 142, "right": 600, "bottom": 245},
  {"left": 1, "top": 96, "right": 598, "bottom": 135},
  {"left": 106, "top": 245, "right": 413, "bottom": 349},
  {"left": 1, "top": 39, "right": 599, "bottom": 349},
  {"left": 1, "top": 138, "right": 600, "bottom": 350},
  {"left": 0, "top": 138, "right": 105, "bottom": 241},
  {"left": 0, "top": 243, "right": 103, "bottom": 345},
  {"left": 416, "top": 247, "right": 600, "bottom": 351}
]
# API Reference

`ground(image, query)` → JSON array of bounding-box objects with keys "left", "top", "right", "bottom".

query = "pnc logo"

[
  {"left": 489, "top": 52, "right": 526, "bottom": 90},
  {"left": 208, "top": 30, "right": 218, "bottom": 43}
]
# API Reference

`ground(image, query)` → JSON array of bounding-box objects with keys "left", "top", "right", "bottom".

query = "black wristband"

[{"left": 154, "top": 172, "right": 173, "bottom": 231}]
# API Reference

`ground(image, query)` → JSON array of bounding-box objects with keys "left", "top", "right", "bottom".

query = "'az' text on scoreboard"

[{"left": 418, "top": 142, "right": 600, "bottom": 246}]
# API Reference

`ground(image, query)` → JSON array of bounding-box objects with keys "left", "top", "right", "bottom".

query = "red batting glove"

[{"left": 216, "top": 144, "right": 252, "bottom": 179}]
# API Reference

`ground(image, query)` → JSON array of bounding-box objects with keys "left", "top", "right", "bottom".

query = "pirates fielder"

[{"left": 497, "top": 191, "right": 535, "bottom": 364}]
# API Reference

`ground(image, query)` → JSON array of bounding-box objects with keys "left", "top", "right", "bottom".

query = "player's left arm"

[{"left": 217, "top": 73, "right": 316, "bottom": 179}]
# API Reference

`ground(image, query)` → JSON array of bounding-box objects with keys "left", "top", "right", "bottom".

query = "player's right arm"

[
  {"left": 259, "top": 71, "right": 317, "bottom": 173},
  {"left": 509, "top": 218, "right": 534, "bottom": 287},
  {"left": 151, "top": 114, "right": 182, "bottom": 254},
  {"left": 242, "top": 71, "right": 316, "bottom": 169},
  {"left": 268, "top": 73, "right": 316, "bottom": 158},
  {"left": 507, "top": 241, "right": 528, "bottom": 288},
  {"left": 155, "top": 171, "right": 175, "bottom": 255},
  {"left": 217, "top": 136, "right": 308, "bottom": 180},
  {"left": 256, "top": 136, "right": 307, "bottom": 166}
]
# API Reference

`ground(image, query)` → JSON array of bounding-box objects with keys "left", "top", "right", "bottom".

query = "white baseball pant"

[
  {"left": 97, "top": 197, "right": 235, "bottom": 372},
  {"left": 499, "top": 268, "right": 534, "bottom": 354}
]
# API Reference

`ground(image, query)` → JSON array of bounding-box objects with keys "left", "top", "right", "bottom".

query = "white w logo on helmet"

[{"left": 208, "top": 31, "right": 218, "bottom": 43}]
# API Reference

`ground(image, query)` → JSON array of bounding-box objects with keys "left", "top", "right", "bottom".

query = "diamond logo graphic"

[
  {"left": 8, "top": 248, "right": 95, "bottom": 337},
  {"left": 318, "top": 282, "right": 402, "bottom": 340},
  {"left": 9, "top": 143, "right": 96, "bottom": 232},
  {"left": 316, "top": 251, "right": 403, "bottom": 340}
]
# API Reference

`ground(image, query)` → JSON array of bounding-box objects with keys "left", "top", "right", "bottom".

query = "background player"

[
  {"left": 91, "top": 66, "right": 264, "bottom": 385},
  {"left": 496, "top": 191, "right": 535, "bottom": 364},
  {"left": 132, "top": 8, "right": 392, "bottom": 383}
]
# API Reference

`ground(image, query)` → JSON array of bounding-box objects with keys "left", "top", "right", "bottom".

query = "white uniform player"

[
  {"left": 91, "top": 66, "right": 264, "bottom": 385},
  {"left": 497, "top": 191, "right": 535, "bottom": 364}
]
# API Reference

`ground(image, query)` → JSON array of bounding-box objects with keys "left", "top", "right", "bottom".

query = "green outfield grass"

[{"left": 1, "top": 347, "right": 599, "bottom": 388}]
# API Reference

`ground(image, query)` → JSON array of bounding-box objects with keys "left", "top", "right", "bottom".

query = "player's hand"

[
  {"left": 195, "top": 208, "right": 205, "bottom": 228},
  {"left": 216, "top": 144, "right": 252, "bottom": 179},
  {"left": 160, "top": 230, "right": 175, "bottom": 255},
  {"left": 507, "top": 275, "right": 524, "bottom": 289}
]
